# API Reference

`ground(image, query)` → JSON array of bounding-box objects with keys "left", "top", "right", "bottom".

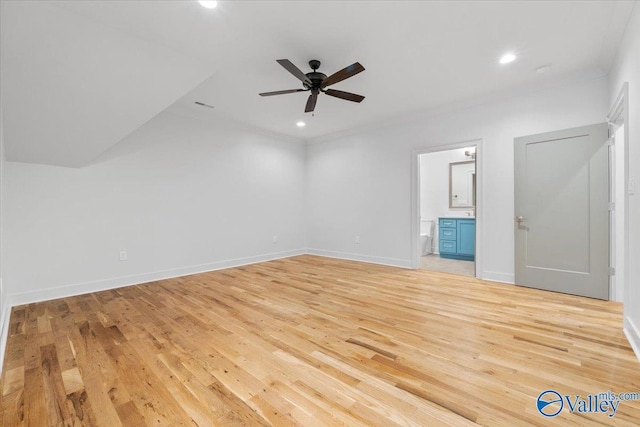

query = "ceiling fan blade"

[
  {"left": 321, "top": 62, "right": 365, "bottom": 88},
  {"left": 305, "top": 91, "right": 318, "bottom": 113},
  {"left": 259, "top": 89, "right": 306, "bottom": 96},
  {"left": 324, "top": 89, "right": 365, "bottom": 103},
  {"left": 276, "top": 59, "right": 312, "bottom": 85}
]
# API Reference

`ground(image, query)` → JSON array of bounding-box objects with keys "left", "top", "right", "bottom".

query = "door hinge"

[
  {"left": 609, "top": 202, "right": 615, "bottom": 211},
  {"left": 607, "top": 137, "right": 615, "bottom": 146},
  {"left": 609, "top": 267, "right": 616, "bottom": 276}
]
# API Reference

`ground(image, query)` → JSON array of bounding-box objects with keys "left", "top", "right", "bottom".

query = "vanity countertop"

[{"left": 440, "top": 216, "right": 475, "bottom": 219}]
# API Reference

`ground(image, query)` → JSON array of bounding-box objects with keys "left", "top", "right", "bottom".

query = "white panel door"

[{"left": 514, "top": 123, "right": 609, "bottom": 300}]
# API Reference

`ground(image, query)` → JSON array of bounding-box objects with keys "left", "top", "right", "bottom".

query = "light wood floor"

[{"left": 2, "top": 255, "right": 639, "bottom": 426}]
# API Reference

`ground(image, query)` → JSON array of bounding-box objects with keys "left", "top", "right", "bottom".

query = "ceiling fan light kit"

[{"left": 259, "top": 59, "right": 365, "bottom": 113}]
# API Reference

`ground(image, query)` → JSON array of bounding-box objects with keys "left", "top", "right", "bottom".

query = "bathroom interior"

[{"left": 419, "top": 147, "right": 476, "bottom": 276}]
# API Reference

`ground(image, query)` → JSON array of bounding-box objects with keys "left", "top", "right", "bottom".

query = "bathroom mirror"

[{"left": 449, "top": 160, "right": 476, "bottom": 208}]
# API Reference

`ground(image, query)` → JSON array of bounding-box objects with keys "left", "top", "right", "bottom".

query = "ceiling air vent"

[{"left": 194, "top": 101, "right": 215, "bottom": 109}]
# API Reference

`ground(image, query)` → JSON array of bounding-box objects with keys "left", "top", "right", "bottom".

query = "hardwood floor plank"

[
  {"left": 2, "top": 255, "right": 639, "bottom": 425},
  {"left": 23, "top": 366, "right": 45, "bottom": 426},
  {"left": 113, "top": 400, "right": 146, "bottom": 427},
  {"left": 40, "top": 343, "right": 71, "bottom": 425},
  {"left": 1, "top": 388, "right": 24, "bottom": 427},
  {"left": 66, "top": 322, "right": 123, "bottom": 427}
]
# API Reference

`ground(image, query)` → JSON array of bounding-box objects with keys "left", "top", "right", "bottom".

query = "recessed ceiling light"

[
  {"left": 198, "top": 1, "right": 218, "bottom": 9},
  {"left": 499, "top": 53, "right": 516, "bottom": 64},
  {"left": 296, "top": 121, "right": 306, "bottom": 128}
]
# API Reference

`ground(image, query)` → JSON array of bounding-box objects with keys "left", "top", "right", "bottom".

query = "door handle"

[{"left": 516, "top": 216, "right": 527, "bottom": 224}]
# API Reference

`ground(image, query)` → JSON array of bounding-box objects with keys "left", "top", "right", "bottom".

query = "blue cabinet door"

[{"left": 457, "top": 220, "right": 476, "bottom": 256}]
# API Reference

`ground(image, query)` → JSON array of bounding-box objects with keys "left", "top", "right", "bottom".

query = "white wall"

[
  {"left": 3, "top": 110, "right": 307, "bottom": 305},
  {"left": 0, "top": 108, "right": 7, "bottom": 368},
  {"left": 307, "top": 76, "right": 609, "bottom": 280},
  {"left": 419, "top": 148, "right": 472, "bottom": 251},
  {"left": 608, "top": 2, "right": 640, "bottom": 360}
]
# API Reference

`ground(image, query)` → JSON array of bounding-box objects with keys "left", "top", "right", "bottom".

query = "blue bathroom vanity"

[{"left": 438, "top": 217, "right": 475, "bottom": 261}]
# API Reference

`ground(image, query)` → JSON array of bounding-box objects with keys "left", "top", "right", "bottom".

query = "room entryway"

[{"left": 413, "top": 141, "right": 481, "bottom": 277}]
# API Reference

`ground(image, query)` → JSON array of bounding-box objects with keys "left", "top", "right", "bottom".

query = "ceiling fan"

[{"left": 259, "top": 59, "right": 365, "bottom": 113}]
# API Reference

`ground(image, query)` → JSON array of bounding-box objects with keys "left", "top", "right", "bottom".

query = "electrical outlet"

[
  {"left": 272, "top": 235, "right": 278, "bottom": 243},
  {"left": 355, "top": 236, "right": 361, "bottom": 244},
  {"left": 119, "top": 250, "right": 127, "bottom": 261}
]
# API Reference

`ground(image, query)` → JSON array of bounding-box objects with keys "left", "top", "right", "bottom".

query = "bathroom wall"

[{"left": 419, "top": 148, "right": 473, "bottom": 252}]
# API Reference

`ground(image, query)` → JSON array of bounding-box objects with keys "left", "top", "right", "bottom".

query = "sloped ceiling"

[
  {"left": 0, "top": 1, "right": 636, "bottom": 167},
  {"left": 0, "top": 1, "right": 215, "bottom": 167}
]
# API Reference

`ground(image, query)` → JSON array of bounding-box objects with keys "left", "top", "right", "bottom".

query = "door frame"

[
  {"left": 410, "top": 138, "right": 483, "bottom": 277},
  {"left": 607, "top": 82, "right": 629, "bottom": 302}
]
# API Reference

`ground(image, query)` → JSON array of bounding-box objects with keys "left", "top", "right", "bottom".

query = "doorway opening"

[{"left": 411, "top": 140, "right": 482, "bottom": 277}]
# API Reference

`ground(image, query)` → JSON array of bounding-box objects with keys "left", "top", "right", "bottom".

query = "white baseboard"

[
  {"left": 624, "top": 316, "right": 640, "bottom": 363},
  {"left": 8, "top": 249, "right": 307, "bottom": 307},
  {"left": 0, "top": 249, "right": 307, "bottom": 372},
  {"left": 0, "top": 248, "right": 513, "bottom": 373},
  {"left": 482, "top": 270, "right": 515, "bottom": 284},
  {"left": 2, "top": 248, "right": 629, "bottom": 376},
  {"left": 0, "top": 294, "right": 12, "bottom": 374},
  {"left": 307, "top": 248, "right": 412, "bottom": 269}
]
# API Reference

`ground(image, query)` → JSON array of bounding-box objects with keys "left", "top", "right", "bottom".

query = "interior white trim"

[
  {"left": 411, "top": 139, "right": 483, "bottom": 279},
  {"left": 482, "top": 271, "right": 516, "bottom": 285},
  {"left": 624, "top": 316, "right": 640, "bottom": 363},
  {"left": 608, "top": 82, "right": 636, "bottom": 361},
  {"left": 0, "top": 244, "right": 511, "bottom": 371},
  {"left": 607, "top": 82, "right": 629, "bottom": 126},
  {"left": 0, "top": 248, "right": 306, "bottom": 371},
  {"left": 306, "top": 249, "right": 412, "bottom": 269},
  {"left": 7, "top": 249, "right": 306, "bottom": 308},
  {"left": 0, "top": 298, "right": 11, "bottom": 373},
  {"left": 306, "top": 70, "right": 608, "bottom": 146},
  {"left": 607, "top": 83, "right": 629, "bottom": 303}
]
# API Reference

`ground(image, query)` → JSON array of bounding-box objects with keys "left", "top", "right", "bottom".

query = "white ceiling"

[{"left": 1, "top": 0, "right": 636, "bottom": 167}]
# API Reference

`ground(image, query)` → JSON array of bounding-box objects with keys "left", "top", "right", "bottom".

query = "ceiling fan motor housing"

[
  {"left": 304, "top": 72, "right": 327, "bottom": 89},
  {"left": 304, "top": 60, "right": 326, "bottom": 89}
]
